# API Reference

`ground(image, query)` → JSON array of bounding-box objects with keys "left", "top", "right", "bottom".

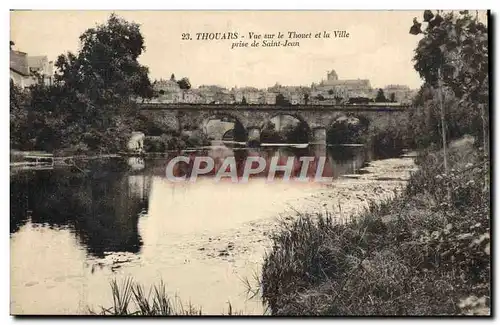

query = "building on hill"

[
  {"left": 383, "top": 84, "right": 415, "bottom": 104},
  {"left": 153, "top": 79, "right": 182, "bottom": 103},
  {"left": 312, "top": 69, "right": 373, "bottom": 100}
]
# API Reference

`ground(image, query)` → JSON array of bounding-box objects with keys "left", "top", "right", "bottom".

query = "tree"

[
  {"left": 390, "top": 93, "right": 396, "bottom": 102},
  {"left": 412, "top": 11, "right": 488, "bottom": 103},
  {"left": 261, "top": 121, "right": 283, "bottom": 143},
  {"left": 283, "top": 120, "right": 309, "bottom": 144},
  {"left": 55, "top": 14, "right": 154, "bottom": 105},
  {"left": 304, "top": 93, "right": 309, "bottom": 105},
  {"left": 177, "top": 77, "right": 191, "bottom": 90},
  {"left": 170, "top": 73, "right": 176, "bottom": 81},
  {"left": 410, "top": 10, "right": 489, "bottom": 194},
  {"left": 410, "top": 11, "right": 488, "bottom": 144},
  {"left": 24, "top": 14, "right": 156, "bottom": 153},
  {"left": 241, "top": 96, "right": 248, "bottom": 105},
  {"left": 328, "top": 89, "right": 334, "bottom": 95},
  {"left": 375, "top": 89, "right": 387, "bottom": 102},
  {"left": 275, "top": 94, "right": 285, "bottom": 105},
  {"left": 10, "top": 80, "right": 31, "bottom": 149}
]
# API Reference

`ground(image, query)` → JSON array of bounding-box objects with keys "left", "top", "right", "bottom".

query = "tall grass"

[
  {"left": 261, "top": 137, "right": 490, "bottom": 315},
  {"left": 89, "top": 278, "right": 246, "bottom": 316},
  {"left": 89, "top": 278, "right": 202, "bottom": 316}
]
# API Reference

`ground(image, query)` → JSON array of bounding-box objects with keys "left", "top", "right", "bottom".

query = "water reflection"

[
  {"left": 10, "top": 167, "right": 147, "bottom": 257},
  {"left": 11, "top": 145, "right": 367, "bottom": 256},
  {"left": 10, "top": 145, "right": 368, "bottom": 250}
]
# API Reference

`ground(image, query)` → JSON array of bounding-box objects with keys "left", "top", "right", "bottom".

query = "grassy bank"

[{"left": 261, "top": 137, "right": 490, "bottom": 315}]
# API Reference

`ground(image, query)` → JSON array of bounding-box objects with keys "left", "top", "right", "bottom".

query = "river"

[{"left": 10, "top": 144, "right": 416, "bottom": 315}]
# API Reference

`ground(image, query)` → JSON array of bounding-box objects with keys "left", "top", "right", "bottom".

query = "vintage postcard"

[{"left": 10, "top": 10, "right": 490, "bottom": 316}]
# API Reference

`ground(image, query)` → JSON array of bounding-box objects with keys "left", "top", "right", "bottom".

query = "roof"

[
  {"left": 10, "top": 50, "right": 30, "bottom": 76},
  {"left": 27, "top": 55, "right": 48, "bottom": 70}
]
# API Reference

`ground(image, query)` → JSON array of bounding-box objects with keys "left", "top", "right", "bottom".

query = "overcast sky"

[{"left": 9, "top": 10, "right": 488, "bottom": 89}]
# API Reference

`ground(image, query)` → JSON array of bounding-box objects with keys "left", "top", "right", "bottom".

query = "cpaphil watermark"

[{"left": 165, "top": 155, "right": 333, "bottom": 183}]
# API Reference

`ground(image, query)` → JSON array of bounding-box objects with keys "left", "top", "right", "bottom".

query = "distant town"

[{"left": 10, "top": 45, "right": 417, "bottom": 106}]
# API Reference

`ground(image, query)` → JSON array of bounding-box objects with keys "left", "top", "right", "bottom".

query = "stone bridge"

[{"left": 138, "top": 103, "right": 409, "bottom": 144}]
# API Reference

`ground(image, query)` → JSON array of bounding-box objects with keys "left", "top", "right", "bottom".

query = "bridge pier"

[
  {"left": 311, "top": 127, "right": 327, "bottom": 145},
  {"left": 247, "top": 127, "right": 261, "bottom": 146}
]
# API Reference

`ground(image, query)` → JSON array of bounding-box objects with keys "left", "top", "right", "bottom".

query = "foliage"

[
  {"left": 260, "top": 119, "right": 309, "bottom": 144},
  {"left": 368, "top": 114, "right": 413, "bottom": 158},
  {"left": 409, "top": 10, "right": 488, "bottom": 146},
  {"left": 10, "top": 81, "right": 31, "bottom": 149},
  {"left": 375, "top": 88, "right": 387, "bottom": 102},
  {"left": 275, "top": 93, "right": 290, "bottom": 106},
  {"left": 90, "top": 278, "right": 243, "bottom": 316},
  {"left": 90, "top": 278, "right": 202, "bottom": 316},
  {"left": 55, "top": 14, "right": 154, "bottom": 104},
  {"left": 316, "top": 94, "right": 325, "bottom": 101},
  {"left": 304, "top": 93, "right": 310, "bottom": 105},
  {"left": 282, "top": 120, "right": 309, "bottom": 144},
  {"left": 10, "top": 14, "right": 155, "bottom": 154},
  {"left": 327, "top": 115, "right": 369, "bottom": 145},
  {"left": 261, "top": 121, "right": 284, "bottom": 143},
  {"left": 408, "top": 85, "right": 484, "bottom": 149},
  {"left": 261, "top": 139, "right": 490, "bottom": 315},
  {"left": 411, "top": 11, "right": 488, "bottom": 102},
  {"left": 177, "top": 77, "right": 191, "bottom": 90}
]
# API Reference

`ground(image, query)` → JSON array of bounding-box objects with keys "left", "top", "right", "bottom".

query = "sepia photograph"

[{"left": 9, "top": 9, "right": 490, "bottom": 316}]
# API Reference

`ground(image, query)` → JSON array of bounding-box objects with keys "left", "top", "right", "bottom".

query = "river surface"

[{"left": 10, "top": 144, "right": 415, "bottom": 315}]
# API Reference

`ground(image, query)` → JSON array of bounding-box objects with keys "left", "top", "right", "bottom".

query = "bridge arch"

[
  {"left": 261, "top": 112, "right": 312, "bottom": 144},
  {"left": 326, "top": 113, "right": 371, "bottom": 145},
  {"left": 201, "top": 112, "right": 247, "bottom": 142}
]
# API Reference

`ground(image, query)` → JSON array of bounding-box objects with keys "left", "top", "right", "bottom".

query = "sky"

[{"left": 9, "top": 10, "right": 487, "bottom": 90}]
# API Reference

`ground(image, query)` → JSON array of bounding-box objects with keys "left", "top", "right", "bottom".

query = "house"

[
  {"left": 10, "top": 50, "right": 53, "bottom": 89},
  {"left": 27, "top": 56, "right": 53, "bottom": 86},
  {"left": 10, "top": 50, "right": 31, "bottom": 89}
]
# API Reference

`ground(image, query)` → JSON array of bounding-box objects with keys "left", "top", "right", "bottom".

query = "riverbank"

[{"left": 261, "top": 138, "right": 490, "bottom": 315}]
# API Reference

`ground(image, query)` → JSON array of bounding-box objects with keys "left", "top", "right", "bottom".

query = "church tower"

[{"left": 327, "top": 70, "right": 339, "bottom": 81}]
